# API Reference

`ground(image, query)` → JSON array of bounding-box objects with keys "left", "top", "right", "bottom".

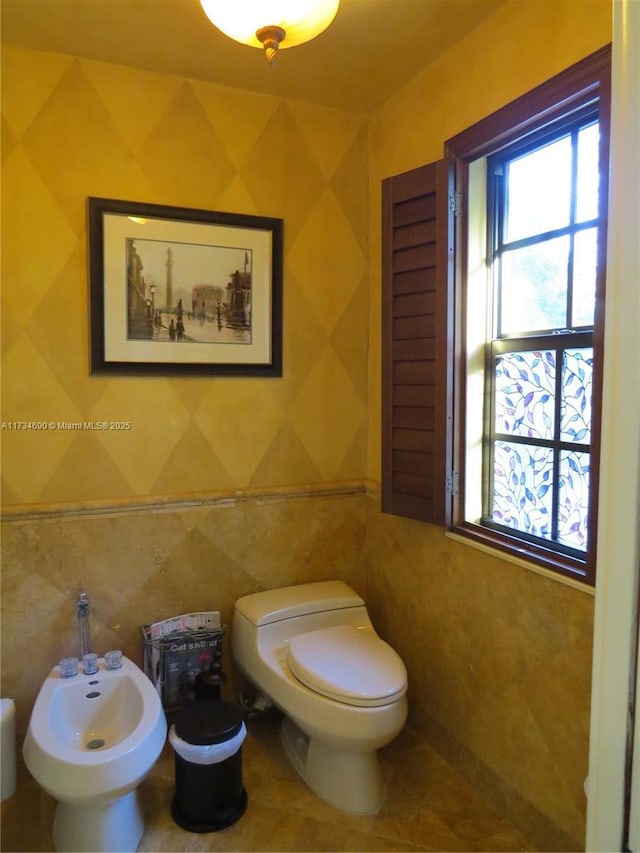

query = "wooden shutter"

[{"left": 381, "top": 159, "right": 454, "bottom": 525}]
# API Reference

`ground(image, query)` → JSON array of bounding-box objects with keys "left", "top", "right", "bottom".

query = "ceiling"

[{"left": 1, "top": 0, "right": 506, "bottom": 112}]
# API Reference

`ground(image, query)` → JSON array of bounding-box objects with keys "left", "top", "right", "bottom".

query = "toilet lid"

[{"left": 287, "top": 625, "right": 407, "bottom": 708}]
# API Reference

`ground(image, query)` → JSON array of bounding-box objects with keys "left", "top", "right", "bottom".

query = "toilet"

[
  {"left": 23, "top": 655, "right": 167, "bottom": 853},
  {"left": 232, "top": 580, "right": 407, "bottom": 814}
]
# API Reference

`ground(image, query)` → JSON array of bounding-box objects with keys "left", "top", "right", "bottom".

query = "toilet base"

[
  {"left": 53, "top": 789, "right": 144, "bottom": 853},
  {"left": 281, "top": 717, "right": 386, "bottom": 814}
]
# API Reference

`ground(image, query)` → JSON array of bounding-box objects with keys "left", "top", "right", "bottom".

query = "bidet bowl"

[{"left": 23, "top": 655, "right": 167, "bottom": 803}]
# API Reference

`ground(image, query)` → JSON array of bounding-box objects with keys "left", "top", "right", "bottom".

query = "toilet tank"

[
  {"left": 234, "top": 581, "right": 364, "bottom": 627},
  {"left": 232, "top": 581, "right": 373, "bottom": 687}
]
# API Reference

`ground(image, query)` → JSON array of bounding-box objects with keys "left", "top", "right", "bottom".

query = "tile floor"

[{"left": 1, "top": 714, "right": 536, "bottom": 852}]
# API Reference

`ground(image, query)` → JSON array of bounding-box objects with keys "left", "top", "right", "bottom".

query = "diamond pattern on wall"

[
  {"left": 0, "top": 46, "right": 72, "bottom": 139},
  {"left": 288, "top": 345, "right": 366, "bottom": 481},
  {"left": 21, "top": 60, "right": 151, "bottom": 234},
  {"left": 89, "top": 379, "right": 192, "bottom": 494},
  {"left": 82, "top": 60, "right": 184, "bottom": 156},
  {"left": 191, "top": 81, "right": 281, "bottom": 172},
  {"left": 287, "top": 100, "right": 366, "bottom": 183},
  {"left": 194, "top": 381, "right": 284, "bottom": 485},
  {"left": 1, "top": 45, "right": 369, "bottom": 506},
  {"left": 1, "top": 147, "right": 78, "bottom": 328},
  {"left": 26, "top": 250, "right": 108, "bottom": 415},
  {"left": 288, "top": 189, "right": 367, "bottom": 335},
  {"left": 278, "top": 273, "right": 328, "bottom": 408},
  {"left": 331, "top": 126, "right": 370, "bottom": 255},
  {"left": 335, "top": 420, "right": 368, "bottom": 481},
  {"left": 1, "top": 335, "right": 83, "bottom": 501},
  {"left": 136, "top": 82, "right": 236, "bottom": 209},
  {"left": 151, "top": 421, "right": 235, "bottom": 495},
  {"left": 215, "top": 174, "right": 262, "bottom": 217},
  {"left": 331, "top": 278, "right": 370, "bottom": 402},
  {"left": 249, "top": 421, "right": 323, "bottom": 486},
  {"left": 39, "top": 433, "right": 136, "bottom": 503},
  {"left": 239, "top": 102, "right": 326, "bottom": 239}
]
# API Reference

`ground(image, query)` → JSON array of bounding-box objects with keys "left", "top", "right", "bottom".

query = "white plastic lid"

[{"left": 287, "top": 625, "right": 407, "bottom": 707}]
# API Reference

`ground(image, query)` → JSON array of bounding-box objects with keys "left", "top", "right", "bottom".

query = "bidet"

[{"left": 23, "top": 655, "right": 166, "bottom": 852}]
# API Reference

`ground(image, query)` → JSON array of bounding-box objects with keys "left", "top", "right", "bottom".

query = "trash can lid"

[{"left": 175, "top": 701, "right": 244, "bottom": 745}]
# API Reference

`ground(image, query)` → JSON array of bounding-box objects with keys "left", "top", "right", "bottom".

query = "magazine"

[{"left": 142, "top": 611, "right": 224, "bottom": 710}]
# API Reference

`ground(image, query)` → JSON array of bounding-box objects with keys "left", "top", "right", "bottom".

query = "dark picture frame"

[{"left": 88, "top": 197, "right": 283, "bottom": 376}]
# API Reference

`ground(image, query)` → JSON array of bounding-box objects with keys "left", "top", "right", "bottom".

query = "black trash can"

[
  {"left": 195, "top": 669, "right": 226, "bottom": 702},
  {"left": 170, "top": 700, "right": 248, "bottom": 832}
]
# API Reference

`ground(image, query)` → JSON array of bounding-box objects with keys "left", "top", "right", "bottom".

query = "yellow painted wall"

[
  {"left": 1, "top": 47, "right": 369, "bottom": 506},
  {"left": 0, "top": 2, "right": 613, "bottom": 848},
  {"left": 365, "top": 1, "right": 611, "bottom": 847}
]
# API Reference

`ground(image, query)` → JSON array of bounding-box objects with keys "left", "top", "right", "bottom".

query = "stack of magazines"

[{"left": 141, "top": 611, "right": 224, "bottom": 711}]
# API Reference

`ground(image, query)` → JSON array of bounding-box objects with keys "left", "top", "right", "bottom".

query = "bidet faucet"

[{"left": 77, "top": 592, "right": 92, "bottom": 658}]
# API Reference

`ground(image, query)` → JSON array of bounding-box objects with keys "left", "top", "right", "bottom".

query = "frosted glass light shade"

[{"left": 199, "top": 0, "right": 340, "bottom": 52}]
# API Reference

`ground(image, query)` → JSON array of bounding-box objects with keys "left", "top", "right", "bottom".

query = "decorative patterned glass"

[
  {"left": 491, "top": 442, "right": 590, "bottom": 553},
  {"left": 558, "top": 450, "right": 590, "bottom": 549},
  {"left": 491, "top": 442, "right": 554, "bottom": 538},
  {"left": 560, "top": 348, "right": 593, "bottom": 443},
  {"left": 494, "top": 350, "right": 555, "bottom": 439}
]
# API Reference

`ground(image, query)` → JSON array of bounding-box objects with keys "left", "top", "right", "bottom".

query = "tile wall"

[{"left": 1, "top": 486, "right": 369, "bottom": 734}]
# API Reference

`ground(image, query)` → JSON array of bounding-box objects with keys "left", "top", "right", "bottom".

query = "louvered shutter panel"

[{"left": 381, "top": 158, "right": 453, "bottom": 525}]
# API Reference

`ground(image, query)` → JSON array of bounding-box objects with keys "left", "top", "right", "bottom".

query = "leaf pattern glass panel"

[
  {"left": 558, "top": 450, "right": 590, "bottom": 550},
  {"left": 492, "top": 441, "right": 554, "bottom": 539},
  {"left": 560, "top": 348, "right": 593, "bottom": 443},
  {"left": 494, "top": 350, "right": 555, "bottom": 439},
  {"left": 505, "top": 136, "right": 571, "bottom": 241},
  {"left": 500, "top": 236, "right": 569, "bottom": 334}
]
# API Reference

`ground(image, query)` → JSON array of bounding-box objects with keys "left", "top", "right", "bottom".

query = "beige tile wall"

[
  {"left": 0, "top": 486, "right": 369, "bottom": 735},
  {"left": 364, "top": 508, "right": 594, "bottom": 849},
  {"left": 1, "top": 488, "right": 594, "bottom": 850}
]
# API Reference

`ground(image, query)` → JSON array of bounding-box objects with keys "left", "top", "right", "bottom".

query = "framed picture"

[{"left": 88, "top": 197, "right": 283, "bottom": 376}]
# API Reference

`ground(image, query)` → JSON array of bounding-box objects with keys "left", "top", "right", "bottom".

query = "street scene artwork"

[
  {"left": 89, "top": 198, "right": 282, "bottom": 376},
  {"left": 126, "top": 237, "right": 252, "bottom": 346}
]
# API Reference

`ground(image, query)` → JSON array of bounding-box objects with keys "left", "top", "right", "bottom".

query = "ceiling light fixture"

[{"left": 199, "top": 0, "right": 340, "bottom": 65}]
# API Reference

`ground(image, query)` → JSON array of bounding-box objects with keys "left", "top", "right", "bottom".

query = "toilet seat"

[{"left": 287, "top": 625, "right": 407, "bottom": 708}]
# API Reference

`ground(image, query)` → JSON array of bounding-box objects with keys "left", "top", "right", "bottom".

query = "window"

[
  {"left": 485, "top": 112, "right": 600, "bottom": 560},
  {"left": 382, "top": 47, "right": 610, "bottom": 585}
]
